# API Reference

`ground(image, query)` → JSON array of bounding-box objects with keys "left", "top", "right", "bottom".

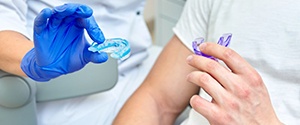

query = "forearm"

[
  {"left": 114, "top": 36, "right": 200, "bottom": 125},
  {"left": 113, "top": 84, "right": 176, "bottom": 125},
  {"left": 0, "top": 30, "right": 33, "bottom": 76}
]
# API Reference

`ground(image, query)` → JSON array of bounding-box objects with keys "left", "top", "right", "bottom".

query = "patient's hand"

[{"left": 186, "top": 42, "right": 283, "bottom": 125}]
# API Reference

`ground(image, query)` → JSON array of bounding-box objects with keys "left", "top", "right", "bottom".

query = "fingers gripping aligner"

[
  {"left": 34, "top": 8, "right": 52, "bottom": 34},
  {"left": 49, "top": 4, "right": 93, "bottom": 28}
]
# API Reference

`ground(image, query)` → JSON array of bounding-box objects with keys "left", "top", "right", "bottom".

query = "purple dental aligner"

[
  {"left": 192, "top": 33, "right": 232, "bottom": 60},
  {"left": 217, "top": 33, "right": 232, "bottom": 47}
]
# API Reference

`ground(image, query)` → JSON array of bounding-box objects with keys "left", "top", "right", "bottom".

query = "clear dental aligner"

[
  {"left": 192, "top": 33, "right": 232, "bottom": 60},
  {"left": 88, "top": 38, "right": 131, "bottom": 61}
]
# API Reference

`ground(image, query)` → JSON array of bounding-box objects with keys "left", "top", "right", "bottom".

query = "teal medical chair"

[{"left": 0, "top": 57, "right": 118, "bottom": 125}]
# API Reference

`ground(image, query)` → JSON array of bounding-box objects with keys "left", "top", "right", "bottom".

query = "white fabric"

[
  {"left": 0, "top": 0, "right": 29, "bottom": 38},
  {"left": 0, "top": 0, "right": 154, "bottom": 124},
  {"left": 173, "top": 0, "right": 300, "bottom": 125}
]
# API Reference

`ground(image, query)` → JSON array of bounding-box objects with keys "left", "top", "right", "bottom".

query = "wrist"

[{"left": 21, "top": 49, "right": 61, "bottom": 82}]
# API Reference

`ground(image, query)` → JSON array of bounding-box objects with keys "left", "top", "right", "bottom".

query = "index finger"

[
  {"left": 76, "top": 16, "right": 105, "bottom": 43},
  {"left": 199, "top": 42, "right": 254, "bottom": 75},
  {"left": 50, "top": 4, "right": 93, "bottom": 27},
  {"left": 34, "top": 8, "right": 52, "bottom": 34}
]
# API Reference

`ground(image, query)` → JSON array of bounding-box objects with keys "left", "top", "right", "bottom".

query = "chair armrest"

[
  {"left": 0, "top": 56, "right": 118, "bottom": 125},
  {"left": 0, "top": 72, "right": 37, "bottom": 125},
  {"left": 36, "top": 56, "right": 118, "bottom": 102}
]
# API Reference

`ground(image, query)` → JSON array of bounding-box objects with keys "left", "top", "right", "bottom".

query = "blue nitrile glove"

[{"left": 21, "top": 3, "right": 108, "bottom": 82}]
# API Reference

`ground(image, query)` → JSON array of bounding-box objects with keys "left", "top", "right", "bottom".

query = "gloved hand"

[{"left": 21, "top": 3, "right": 108, "bottom": 82}]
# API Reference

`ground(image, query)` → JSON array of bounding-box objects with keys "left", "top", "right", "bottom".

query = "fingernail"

[
  {"left": 190, "top": 95, "right": 198, "bottom": 105},
  {"left": 190, "top": 95, "right": 201, "bottom": 104},
  {"left": 186, "top": 55, "right": 193, "bottom": 62},
  {"left": 199, "top": 43, "right": 207, "bottom": 50}
]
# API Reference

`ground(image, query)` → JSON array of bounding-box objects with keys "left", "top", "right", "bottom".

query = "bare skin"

[
  {"left": 114, "top": 37, "right": 283, "bottom": 125},
  {"left": 113, "top": 35, "right": 200, "bottom": 125},
  {"left": 187, "top": 42, "right": 283, "bottom": 125},
  {"left": 0, "top": 30, "right": 33, "bottom": 76}
]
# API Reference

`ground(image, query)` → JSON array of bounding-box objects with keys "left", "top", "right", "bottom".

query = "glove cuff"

[{"left": 21, "top": 49, "right": 62, "bottom": 82}]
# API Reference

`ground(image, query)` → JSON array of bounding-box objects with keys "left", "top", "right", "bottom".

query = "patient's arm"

[
  {"left": 113, "top": 35, "right": 199, "bottom": 125},
  {"left": 0, "top": 30, "right": 33, "bottom": 76}
]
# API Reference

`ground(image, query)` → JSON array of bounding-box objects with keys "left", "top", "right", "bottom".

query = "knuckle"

[
  {"left": 238, "top": 88, "right": 251, "bottom": 99},
  {"left": 243, "top": 68, "right": 264, "bottom": 87},
  {"left": 205, "top": 61, "right": 219, "bottom": 71},
  {"left": 253, "top": 74, "right": 263, "bottom": 84},
  {"left": 249, "top": 72, "right": 263, "bottom": 87},
  {"left": 228, "top": 100, "right": 239, "bottom": 110},
  {"left": 224, "top": 96, "right": 240, "bottom": 110},
  {"left": 197, "top": 73, "right": 211, "bottom": 86},
  {"left": 222, "top": 48, "right": 235, "bottom": 59},
  {"left": 230, "top": 80, "right": 252, "bottom": 99}
]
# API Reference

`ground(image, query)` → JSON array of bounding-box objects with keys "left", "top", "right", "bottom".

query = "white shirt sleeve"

[
  {"left": 0, "top": 0, "right": 30, "bottom": 38},
  {"left": 173, "top": 0, "right": 212, "bottom": 52}
]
